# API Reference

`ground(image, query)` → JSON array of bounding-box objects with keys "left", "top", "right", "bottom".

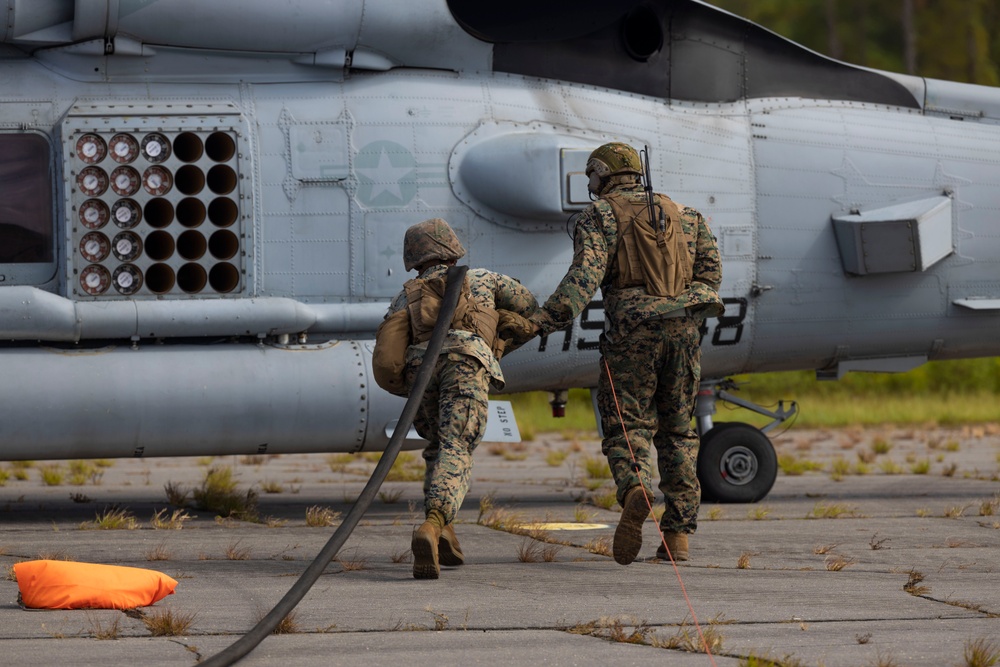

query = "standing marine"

[
  {"left": 530, "top": 142, "right": 724, "bottom": 564},
  {"left": 375, "top": 218, "right": 538, "bottom": 579}
]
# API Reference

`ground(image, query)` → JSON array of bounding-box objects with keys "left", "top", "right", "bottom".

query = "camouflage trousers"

[
  {"left": 406, "top": 353, "right": 489, "bottom": 524},
  {"left": 597, "top": 316, "right": 702, "bottom": 534}
]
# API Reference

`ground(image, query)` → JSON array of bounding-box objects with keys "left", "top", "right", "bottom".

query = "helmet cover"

[{"left": 403, "top": 218, "right": 466, "bottom": 271}]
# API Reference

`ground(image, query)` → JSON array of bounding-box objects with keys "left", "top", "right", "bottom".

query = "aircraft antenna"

[{"left": 640, "top": 144, "right": 664, "bottom": 233}]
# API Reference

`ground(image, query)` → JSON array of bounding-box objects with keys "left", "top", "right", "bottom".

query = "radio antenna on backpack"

[{"left": 641, "top": 144, "right": 665, "bottom": 234}]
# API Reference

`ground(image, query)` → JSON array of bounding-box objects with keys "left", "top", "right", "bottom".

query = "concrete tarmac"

[{"left": 1, "top": 425, "right": 998, "bottom": 666}]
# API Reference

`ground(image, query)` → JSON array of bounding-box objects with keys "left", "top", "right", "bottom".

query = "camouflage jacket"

[
  {"left": 531, "top": 183, "right": 724, "bottom": 344},
  {"left": 387, "top": 264, "right": 538, "bottom": 388}
]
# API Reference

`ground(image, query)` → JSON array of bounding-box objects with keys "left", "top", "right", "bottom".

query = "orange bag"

[{"left": 13, "top": 560, "right": 177, "bottom": 610}]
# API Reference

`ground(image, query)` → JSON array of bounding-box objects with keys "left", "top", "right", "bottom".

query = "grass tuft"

[
  {"left": 305, "top": 505, "right": 341, "bottom": 527},
  {"left": 192, "top": 467, "right": 258, "bottom": 522},
  {"left": 963, "top": 636, "right": 1000, "bottom": 667},
  {"left": 80, "top": 506, "right": 139, "bottom": 530},
  {"left": 143, "top": 608, "right": 196, "bottom": 636},
  {"left": 151, "top": 508, "right": 193, "bottom": 529}
]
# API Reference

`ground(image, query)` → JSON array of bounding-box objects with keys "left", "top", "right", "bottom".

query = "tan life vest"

[{"left": 603, "top": 191, "right": 694, "bottom": 298}]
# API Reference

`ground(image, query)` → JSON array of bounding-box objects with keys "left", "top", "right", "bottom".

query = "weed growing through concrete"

[
  {"left": 582, "top": 456, "right": 612, "bottom": 479},
  {"left": 11, "top": 461, "right": 32, "bottom": 481},
  {"left": 385, "top": 452, "right": 425, "bottom": 482},
  {"left": 869, "top": 533, "right": 890, "bottom": 550},
  {"left": 856, "top": 632, "right": 872, "bottom": 644},
  {"left": 871, "top": 437, "right": 892, "bottom": 455},
  {"left": 879, "top": 459, "right": 903, "bottom": 474},
  {"left": 573, "top": 505, "right": 595, "bottom": 523},
  {"left": 980, "top": 494, "right": 1000, "bottom": 516},
  {"left": 151, "top": 508, "right": 193, "bottom": 529},
  {"left": 747, "top": 506, "right": 771, "bottom": 520},
  {"left": 546, "top": 449, "right": 569, "bottom": 466},
  {"left": 269, "top": 610, "right": 300, "bottom": 634},
  {"left": 145, "top": 541, "right": 172, "bottom": 561},
  {"left": 337, "top": 550, "right": 369, "bottom": 571},
  {"left": 740, "top": 653, "right": 807, "bottom": 667},
  {"left": 143, "top": 608, "right": 196, "bottom": 636},
  {"left": 259, "top": 480, "right": 283, "bottom": 494},
  {"left": 778, "top": 454, "right": 824, "bottom": 476},
  {"left": 305, "top": 506, "right": 341, "bottom": 527},
  {"left": 326, "top": 453, "right": 355, "bottom": 472},
  {"left": 903, "top": 569, "right": 929, "bottom": 596},
  {"left": 164, "top": 481, "right": 189, "bottom": 506},
  {"left": 824, "top": 554, "right": 854, "bottom": 571},
  {"left": 830, "top": 457, "right": 851, "bottom": 480},
  {"left": 225, "top": 539, "right": 251, "bottom": 560},
  {"left": 87, "top": 613, "right": 122, "bottom": 640},
  {"left": 652, "top": 619, "right": 724, "bottom": 654},
  {"left": 910, "top": 459, "right": 931, "bottom": 474},
  {"left": 516, "top": 537, "right": 543, "bottom": 563},
  {"left": 807, "top": 502, "right": 861, "bottom": 519},
  {"left": 390, "top": 549, "right": 411, "bottom": 564},
  {"left": 585, "top": 536, "right": 613, "bottom": 557},
  {"left": 39, "top": 464, "right": 64, "bottom": 486},
  {"left": 80, "top": 506, "right": 139, "bottom": 530},
  {"left": 590, "top": 489, "right": 618, "bottom": 510},
  {"left": 378, "top": 488, "right": 404, "bottom": 504},
  {"left": 193, "top": 467, "right": 259, "bottom": 522},
  {"left": 813, "top": 544, "right": 837, "bottom": 554},
  {"left": 944, "top": 504, "right": 970, "bottom": 518},
  {"left": 69, "top": 492, "right": 91, "bottom": 503},
  {"left": 706, "top": 506, "right": 723, "bottom": 520},
  {"left": 962, "top": 637, "right": 1000, "bottom": 667},
  {"left": 737, "top": 552, "right": 752, "bottom": 569}
]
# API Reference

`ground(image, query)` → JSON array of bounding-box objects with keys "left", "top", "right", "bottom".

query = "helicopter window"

[{"left": 0, "top": 134, "right": 53, "bottom": 263}]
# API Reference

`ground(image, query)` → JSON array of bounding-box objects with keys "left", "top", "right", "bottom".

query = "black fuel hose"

[{"left": 200, "top": 265, "right": 469, "bottom": 666}]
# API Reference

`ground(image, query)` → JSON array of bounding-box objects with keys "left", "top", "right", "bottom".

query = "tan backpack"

[{"left": 603, "top": 191, "right": 694, "bottom": 298}]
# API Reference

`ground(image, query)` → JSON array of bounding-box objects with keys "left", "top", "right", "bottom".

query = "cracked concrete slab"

[{"left": 1, "top": 426, "right": 998, "bottom": 666}]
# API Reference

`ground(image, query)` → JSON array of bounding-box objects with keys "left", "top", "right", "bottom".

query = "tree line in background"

[{"left": 709, "top": 0, "right": 1000, "bottom": 86}]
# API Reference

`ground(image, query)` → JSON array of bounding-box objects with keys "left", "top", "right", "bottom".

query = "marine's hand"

[{"left": 497, "top": 310, "right": 538, "bottom": 349}]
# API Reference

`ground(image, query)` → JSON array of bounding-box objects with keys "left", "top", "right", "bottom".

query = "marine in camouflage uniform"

[
  {"left": 530, "top": 143, "right": 724, "bottom": 565},
  {"left": 385, "top": 218, "right": 538, "bottom": 578}
]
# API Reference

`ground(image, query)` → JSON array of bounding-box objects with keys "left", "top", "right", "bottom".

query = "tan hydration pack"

[
  {"left": 604, "top": 191, "right": 694, "bottom": 298},
  {"left": 372, "top": 274, "right": 501, "bottom": 396}
]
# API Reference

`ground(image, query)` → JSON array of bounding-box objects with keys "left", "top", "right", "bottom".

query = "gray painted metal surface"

[{"left": 0, "top": 0, "right": 999, "bottom": 460}]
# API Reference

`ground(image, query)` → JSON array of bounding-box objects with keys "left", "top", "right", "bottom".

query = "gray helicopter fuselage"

[{"left": 0, "top": 0, "right": 997, "bottom": 459}]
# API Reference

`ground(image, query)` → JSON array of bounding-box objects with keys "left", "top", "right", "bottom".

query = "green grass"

[{"left": 503, "top": 358, "right": 1000, "bottom": 430}]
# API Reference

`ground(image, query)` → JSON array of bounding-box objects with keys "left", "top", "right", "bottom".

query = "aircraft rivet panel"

[{"left": 66, "top": 125, "right": 245, "bottom": 299}]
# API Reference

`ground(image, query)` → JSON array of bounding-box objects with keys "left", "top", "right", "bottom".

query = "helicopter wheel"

[{"left": 697, "top": 422, "right": 777, "bottom": 503}]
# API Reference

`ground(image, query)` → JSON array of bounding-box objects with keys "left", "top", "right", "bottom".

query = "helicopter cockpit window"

[{"left": 0, "top": 134, "right": 53, "bottom": 264}]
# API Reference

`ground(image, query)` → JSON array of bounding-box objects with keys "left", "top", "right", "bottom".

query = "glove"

[{"left": 497, "top": 310, "right": 539, "bottom": 351}]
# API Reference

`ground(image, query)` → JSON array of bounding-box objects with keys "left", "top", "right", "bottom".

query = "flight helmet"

[{"left": 403, "top": 218, "right": 466, "bottom": 271}]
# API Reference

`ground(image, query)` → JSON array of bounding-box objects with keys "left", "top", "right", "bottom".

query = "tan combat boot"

[
  {"left": 656, "top": 532, "right": 689, "bottom": 562},
  {"left": 613, "top": 486, "right": 650, "bottom": 565},
  {"left": 411, "top": 521, "right": 441, "bottom": 579},
  {"left": 438, "top": 524, "right": 465, "bottom": 566}
]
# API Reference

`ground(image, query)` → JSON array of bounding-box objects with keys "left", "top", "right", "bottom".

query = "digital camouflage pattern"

[
  {"left": 387, "top": 264, "right": 538, "bottom": 388},
  {"left": 531, "top": 169, "right": 722, "bottom": 537},
  {"left": 598, "top": 317, "right": 702, "bottom": 533},
  {"left": 402, "top": 217, "right": 466, "bottom": 271},
  {"left": 386, "top": 258, "right": 537, "bottom": 524},
  {"left": 405, "top": 354, "right": 488, "bottom": 523},
  {"left": 531, "top": 181, "right": 723, "bottom": 343}
]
